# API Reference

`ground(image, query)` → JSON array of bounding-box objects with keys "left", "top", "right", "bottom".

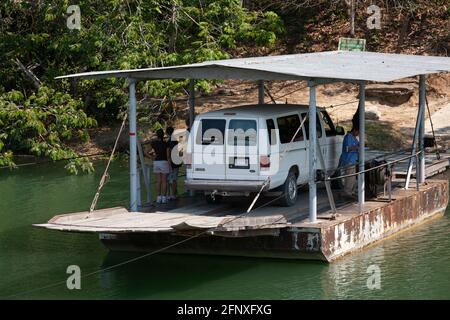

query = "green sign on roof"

[{"left": 338, "top": 38, "right": 366, "bottom": 51}]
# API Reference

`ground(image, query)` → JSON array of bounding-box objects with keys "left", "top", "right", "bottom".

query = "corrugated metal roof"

[{"left": 56, "top": 50, "right": 450, "bottom": 83}]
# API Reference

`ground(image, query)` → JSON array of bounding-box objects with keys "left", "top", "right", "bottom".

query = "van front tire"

[{"left": 278, "top": 171, "right": 298, "bottom": 207}]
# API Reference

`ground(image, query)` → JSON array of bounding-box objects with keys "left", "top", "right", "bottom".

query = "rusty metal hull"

[
  {"left": 100, "top": 180, "right": 448, "bottom": 262},
  {"left": 319, "top": 180, "right": 448, "bottom": 261}
]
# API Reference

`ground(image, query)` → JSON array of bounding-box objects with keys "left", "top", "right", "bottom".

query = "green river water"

[{"left": 0, "top": 160, "right": 449, "bottom": 299}]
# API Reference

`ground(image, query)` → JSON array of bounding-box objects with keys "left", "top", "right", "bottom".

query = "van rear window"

[
  {"left": 228, "top": 119, "right": 257, "bottom": 146},
  {"left": 196, "top": 119, "right": 226, "bottom": 145}
]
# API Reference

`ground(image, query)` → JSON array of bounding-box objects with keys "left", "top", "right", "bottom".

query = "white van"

[{"left": 185, "top": 104, "right": 345, "bottom": 206}]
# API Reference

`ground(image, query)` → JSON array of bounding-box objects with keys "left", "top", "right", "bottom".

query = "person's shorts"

[
  {"left": 168, "top": 167, "right": 179, "bottom": 183},
  {"left": 153, "top": 160, "right": 170, "bottom": 174}
]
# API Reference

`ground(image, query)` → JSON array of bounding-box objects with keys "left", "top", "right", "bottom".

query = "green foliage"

[
  {"left": 0, "top": 1, "right": 284, "bottom": 118},
  {"left": 64, "top": 156, "right": 95, "bottom": 175},
  {"left": 0, "top": 0, "right": 284, "bottom": 172},
  {"left": 0, "top": 86, "right": 97, "bottom": 173}
]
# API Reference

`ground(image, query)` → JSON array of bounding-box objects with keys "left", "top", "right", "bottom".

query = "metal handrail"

[{"left": 325, "top": 150, "right": 423, "bottom": 181}]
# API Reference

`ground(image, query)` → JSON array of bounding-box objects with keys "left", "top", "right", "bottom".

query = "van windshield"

[
  {"left": 196, "top": 119, "right": 226, "bottom": 145},
  {"left": 228, "top": 119, "right": 257, "bottom": 146}
]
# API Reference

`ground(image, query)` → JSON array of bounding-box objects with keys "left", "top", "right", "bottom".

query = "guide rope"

[
  {"left": 263, "top": 84, "right": 277, "bottom": 104},
  {"left": 272, "top": 84, "right": 308, "bottom": 102},
  {"left": 268, "top": 80, "right": 303, "bottom": 98},
  {"left": 326, "top": 99, "right": 360, "bottom": 112},
  {"left": 89, "top": 114, "right": 127, "bottom": 213}
]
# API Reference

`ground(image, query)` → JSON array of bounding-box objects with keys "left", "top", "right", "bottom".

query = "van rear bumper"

[{"left": 185, "top": 179, "right": 269, "bottom": 192}]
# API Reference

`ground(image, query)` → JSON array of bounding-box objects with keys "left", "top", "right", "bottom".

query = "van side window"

[
  {"left": 300, "top": 113, "right": 322, "bottom": 139},
  {"left": 276, "top": 114, "right": 304, "bottom": 144},
  {"left": 196, "top": 119, "right": 226, "bottom": 145},
  {"left": 228, "top": 119, "right": 257, "bottom": 146},
  {"left": 266, "top": 119, "right": 277, "bottom": 145},
  {"left": 321, "top": 111, "right": 336, "bottom": 136}
]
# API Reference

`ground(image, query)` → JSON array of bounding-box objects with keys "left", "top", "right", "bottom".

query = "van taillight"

[
  {"left": 260, "top": 155, "right": 270, "bottom": 168},
  {"left": 185, "top": 153, "right": 192, "bottom": 169}
]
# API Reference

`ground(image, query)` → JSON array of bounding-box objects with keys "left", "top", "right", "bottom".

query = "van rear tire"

[{"left": 278, "top": 171, "right": 298, "bottom": 207}]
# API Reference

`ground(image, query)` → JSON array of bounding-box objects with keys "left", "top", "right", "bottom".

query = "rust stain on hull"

[{"left": 320, "top": 180, "right": 448, "bottom": 261}]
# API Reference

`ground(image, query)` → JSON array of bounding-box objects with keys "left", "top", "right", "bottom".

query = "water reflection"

[
  {"left": 98, "top": 252, "right": 261, "bottom": 299},
  {"left": 320, "top": 209, "right": 450, "bottom": 299},
  {"left": 321, "top": 243, "right": 387, "bottom": 299}
]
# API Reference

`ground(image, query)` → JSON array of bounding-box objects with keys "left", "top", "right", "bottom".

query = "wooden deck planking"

[
  {"left": 33, "top": 183, "right": 438, "bottom": 234},
  {"left": 34, "top": 187, "right": 351, "bottom": 234}
]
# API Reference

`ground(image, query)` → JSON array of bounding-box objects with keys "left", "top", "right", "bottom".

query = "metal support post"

[
  {"left": 418, "top": 75, "right": 426, "bottom": 183},
  {"left": 308, "top": 81, "right": 317, "bottom": 223},
  {"left": 188, "top": 79, "right": 195, "bottom": 128},
  {"left": 188, "top": 79, "right": 195, "bottom": 197},
  {"left": 128, "top": 79, "right": 138, "bottom": 212},
  {"left": 405, "top": 76, "right": 426, "bottom": 189},
  {"left": 258, "top": 80, "right": 265, "bottom": 105},
  {"left": 358, "top": 81, "right": 366, "bottom": 212}
]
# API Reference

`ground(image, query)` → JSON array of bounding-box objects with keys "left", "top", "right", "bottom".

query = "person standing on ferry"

[
  {"left": 338, "top": 125, "right": 360, "bottom": 198},
  {"left": 151, "top": 129, "right": 170, "bottom": 204}
]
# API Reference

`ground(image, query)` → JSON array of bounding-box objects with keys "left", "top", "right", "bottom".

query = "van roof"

[{"left": 198, "top": 104, "right": 324, "bottom": 118}]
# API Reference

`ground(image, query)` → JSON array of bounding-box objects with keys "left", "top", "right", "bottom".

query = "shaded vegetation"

[
  {"left": 0, "top": 0, "right": 284, "bottom": 171},
  {"left": 246, "top": 0, "right": 449, "bottom": 55}
]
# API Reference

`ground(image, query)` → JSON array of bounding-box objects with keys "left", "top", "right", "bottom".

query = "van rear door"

[
  {"left": 192, "top": 118, "right": 226, "bottom": 179},
  {"left": 225, "top": 118, "right": 260, "bottom": 180}
]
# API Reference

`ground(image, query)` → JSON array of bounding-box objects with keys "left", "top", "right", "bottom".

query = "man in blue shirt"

[{"left": 338, "top": 125, "right": 360, "bottom": 197}]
